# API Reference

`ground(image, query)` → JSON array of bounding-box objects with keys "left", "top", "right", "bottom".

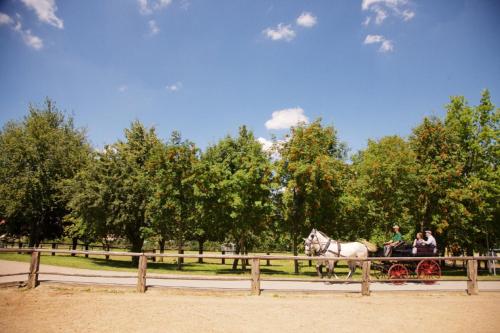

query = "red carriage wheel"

[
  {"left": 416, "top": 260, "right": 441, "bottom": 284},
  {"left": 388, "top": 264, "right": 409, "bottom": 285}
]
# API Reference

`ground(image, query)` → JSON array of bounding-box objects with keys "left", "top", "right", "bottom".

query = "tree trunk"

[
  {"left": 177, "top": 241, "right": 184, "bottom": 270},
  {"left": 71, "top": 237, "right": 78, "bottom": 256},
  {"left": 232, "top": 243, "right": 240, "bottom": 270},
  {"left": 130, "top": 239, "right": 144, "bottom": 266},
  {"left": 293, "top": 236, "right": 299, "bottom": 274},
  {"left": 198, "top": 239, "right": 205, "bottom": 264},
  {"left": 241, "top": 246, "right": 247, "bottom": 271},
  {"left": 28, "top": 221, "right": 38, "bottom": 248},
  {"left": 158, "top": 238, "right": 165, "bottom": 263}
]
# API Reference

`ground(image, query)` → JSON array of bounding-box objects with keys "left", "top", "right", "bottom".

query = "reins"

[{"left": 311, "top": 231, "right": 344, "bottom": 258}]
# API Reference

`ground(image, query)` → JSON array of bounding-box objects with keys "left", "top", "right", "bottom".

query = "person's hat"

[
  {"left": 393, "top": 225, "right": 400, "bottom": 229},
  {"left": 425, "top": 230, "right": 432, "bottom": 234}
]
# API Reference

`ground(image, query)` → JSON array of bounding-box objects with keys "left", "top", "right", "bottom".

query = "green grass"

[{"left": 0, "top": 251, "right": 498, "bottom": 280}]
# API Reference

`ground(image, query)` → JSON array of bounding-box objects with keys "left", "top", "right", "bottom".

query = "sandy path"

[{"left": 0, "top": 286, "right": 499, "bottom": 333}]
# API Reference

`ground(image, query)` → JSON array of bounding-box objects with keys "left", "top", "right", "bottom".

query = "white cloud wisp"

[
  {"left": 364, "top": 34, "right": 394, "bottom": 53},
  {"left": 0, "top": 12, "right": 43, "bottom": 50},
  {"left": 265, "top": 107, "right": 309, "bottom": 130},
  {"left": 21, "top": 0, "right": 63, "bottom": 29},
  {"left": 296, "top": 12, "right": 317, "bottom": 28},
  {"left": 166, "top": 82, "right": 182, "bottom": 92},
  {"left": 138, "top": 0, "right": 172, "bottom": 15},
  {"left": 149, "top": 20, "right": 159, "bottom": 34},
  {"left": 263, "top": 23, "right": 296, "bottom": 42},
  {"left": 361, "top": 0, "right": 415, "bottom": 25}
]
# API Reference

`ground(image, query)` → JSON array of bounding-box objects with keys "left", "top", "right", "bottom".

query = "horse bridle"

[{"left": 308, "top": 230, "right": 341, "bottom": 257}]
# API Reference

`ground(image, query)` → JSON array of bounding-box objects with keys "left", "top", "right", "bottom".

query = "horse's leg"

[
  {"left": 327, "top": 260, "right": 334, "bottom": 279},
  {"left": 332, "top": 260, "right": 340, "bottom": 279},
  {"left": 316, "top": 262, "right": 323, "bottom": 278},
  {"left": 346, "top": 261, "right": 354, "bottom": 279}
]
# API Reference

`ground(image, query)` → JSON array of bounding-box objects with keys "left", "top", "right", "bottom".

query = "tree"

[
  {"left": 442, "top": 91, "right": 499, "bottom": 253},
  {"left": 349, "top": 136, "right": 418, "bottom": 244},
  {"left": 67, "top": 121, "right": 159, "bottom": 264},
  {"left": 148, "top": 131, "right": 199, "bottom": 269},
  {"left": 276, "top": 120, "right": 347, "bottom": 273},
  {"left": 201, "top": 126, "right": 274, "bottom": 270},
  {"left": 0, "top": 99, "right": 90, "bottom": 246}
]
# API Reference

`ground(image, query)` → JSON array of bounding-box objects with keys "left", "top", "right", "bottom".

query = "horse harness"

[{"left": 314, "top": 233, "right": 343, "bottom": 258}]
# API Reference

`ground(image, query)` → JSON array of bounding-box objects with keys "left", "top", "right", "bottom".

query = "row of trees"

[{"left": 0, "top": 91, "right": 498, "bottom": 269}]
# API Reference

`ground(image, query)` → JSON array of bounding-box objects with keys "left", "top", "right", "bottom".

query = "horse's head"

[{"left": 304, "top": 229, "right": 320, "bottom": 256}]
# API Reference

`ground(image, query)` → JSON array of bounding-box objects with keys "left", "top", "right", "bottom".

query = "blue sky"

[{"left": 0, "top": 0, "right": 499, "bottom": 154}]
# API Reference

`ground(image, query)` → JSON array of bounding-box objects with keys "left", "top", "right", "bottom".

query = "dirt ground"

[{"left": 0, "top": 286, "right": 499, "bottom": 333}]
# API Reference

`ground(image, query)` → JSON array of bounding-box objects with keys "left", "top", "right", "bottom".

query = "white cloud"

[
  {"left": 265, "top": 107, "right": 309, "bottom": 130},
  {"left": 0, "top": 12, "right": 14, "bottom": 25},
  {"left": 166, "top": 82, "right": 182, "bottom": 92},
  {"left": 138, "top": 0, "right": 172, "bottom": 15},
  {"left": 118, "top": 85, "right": 128, "bottom": 92},
  {"left": 364, "top": 34, "right": 393, "bottom": 53},
  {"left": 361, "top": 0, "right": 414, "bottom": 25},
  {"left": 149, "top": 20, "right": 159, "bottom": 34},
  {"left": 0, "top": 13, "right": 43, "bottom": 50},
  {"left": 362, "top": 16, "right": 371, "bottom": 26},
  {"left": 362, "top": 0, "right": 403, "bottom": 10},
  {"left": 296, "top": 12, "right": 317, "bottom": 28},
  {"left": 402, "top": 9, "right": 415, "bottom": 21},
  {"left": 257, "top": 137, "right": 274, "bottom": 152},
  {"left": 263, "top": 23, "right": 296, "bottom": 42},
  {"left": 364, "top": 34, "right": 384, "bottom": 44},
  {"left": 374, "top": 7, "right": 387, "bottom": 24},
  {"left": 379, "top": 40, "right": 394, "bottom": 52},
  {"left": 21, "top": 29, "right": 43, "bottom": 49},
  {"left": 21, "top": 0, "right": 63, "bottom": 29}
]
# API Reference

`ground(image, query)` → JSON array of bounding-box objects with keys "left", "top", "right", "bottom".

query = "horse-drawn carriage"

[
  {"left": 371, "top": 242, "right": 441, "bottom": 284},
  {"left": 304, "top": 229, "right": 442, "bottom": 284}
]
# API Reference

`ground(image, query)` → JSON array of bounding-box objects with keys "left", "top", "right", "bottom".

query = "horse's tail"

[{"left": 359, "top": 239, "right": 377, "bottom": 253}]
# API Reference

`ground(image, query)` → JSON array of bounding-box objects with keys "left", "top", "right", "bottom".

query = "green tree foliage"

[
  {"left": 67, "top": 121, "right": 159, "bottom": 262},
  {"left": 277, "top": 120, "right": 347, "bottom": 272},
  {"left": 409, "top": 91, "right": 499, "bottom": 253},
  {"left": 442, "top": 91, "right": 499, "bottom": 252},
  {"left": 147, "top": 131, "right": 199, "bottom": 268},
  {"left": 0, "top": 100, "right": 90, "bottom": 246},
  {"left": 200, "top": 126, "right": 274, "bottom": 269},
  {"left": 349, "top": 136, "right": 417, "bottom": 243}
]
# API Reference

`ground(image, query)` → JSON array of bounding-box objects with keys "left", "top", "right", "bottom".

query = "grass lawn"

[{"left": 0, "top": 251, "right": 497, "bottom": 280}]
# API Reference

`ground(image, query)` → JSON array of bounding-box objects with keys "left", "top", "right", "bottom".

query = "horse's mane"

[
  {"left": 317, "top": 230, "right": 330, "bottom": 239},
  {"left": 315, "top": 230, "right": 377, "bottom": 251}
]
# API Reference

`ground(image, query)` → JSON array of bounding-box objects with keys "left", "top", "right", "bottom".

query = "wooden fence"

[{"left": 0, "top": 248, "right": 498, "bottom": 296}]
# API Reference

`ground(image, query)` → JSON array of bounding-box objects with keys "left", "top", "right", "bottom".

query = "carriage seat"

[
  {"left": 384, "top": 241, "right": 408, "bottom": 257},
  {"left": 414, "top": 245, "right": 437, "bottom": 256},
  {"left": 391, "top": 242, "right": 412, "bottom": 256}
]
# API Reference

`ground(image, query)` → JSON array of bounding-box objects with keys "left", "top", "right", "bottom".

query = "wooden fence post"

[
  {"left": 137, "top": 255, "right": 147, "bottom": 293},
  {"left": 467, "top": 259, "right": 478, "bottom": 295},
  {"left": 85, "top": 244, "right": 89, "bottom": 258},
  {"left": 51, "top": 243, "right": 56, "bottom": 256},
  {"left": 151, "top": 250, "right": 156, "bottom": 263},
  {"left": 27, "top": 251, "right": 41, "bottom": 289},
  {"left": 361, "top": 261, "right": 371, "bottom": 296},
  {"left": 251, "top": 258, "right": 261, "bottom": 295},
  {"left": 221, "top": 250, "right": 225, "bottom": 264},
  {"left": 266, "top": 252, "right": 271, "bottom": 266}
]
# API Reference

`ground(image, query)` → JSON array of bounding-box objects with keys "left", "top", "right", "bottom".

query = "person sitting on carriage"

[
  {"left": 422, "top": 230, "right": 437, "bottom": 254},
  {"left": 383, "top": 225, "right": 403, "bottom": 256},
  {"left": 412, "top": 232, "right": 425, "bottom": 255}
]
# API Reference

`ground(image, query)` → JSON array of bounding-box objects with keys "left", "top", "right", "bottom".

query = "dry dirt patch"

[{"left": 0, "top": 286, "right": 499, "bottom": 333}]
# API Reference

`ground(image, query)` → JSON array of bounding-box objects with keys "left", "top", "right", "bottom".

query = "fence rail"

[{"left": 0, "top": 248, "right": 498, "bottom": 296}]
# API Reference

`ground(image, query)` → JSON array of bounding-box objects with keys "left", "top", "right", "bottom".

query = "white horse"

[{"left": 304, "top": 229, "right": 370, "bottom": 279}]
